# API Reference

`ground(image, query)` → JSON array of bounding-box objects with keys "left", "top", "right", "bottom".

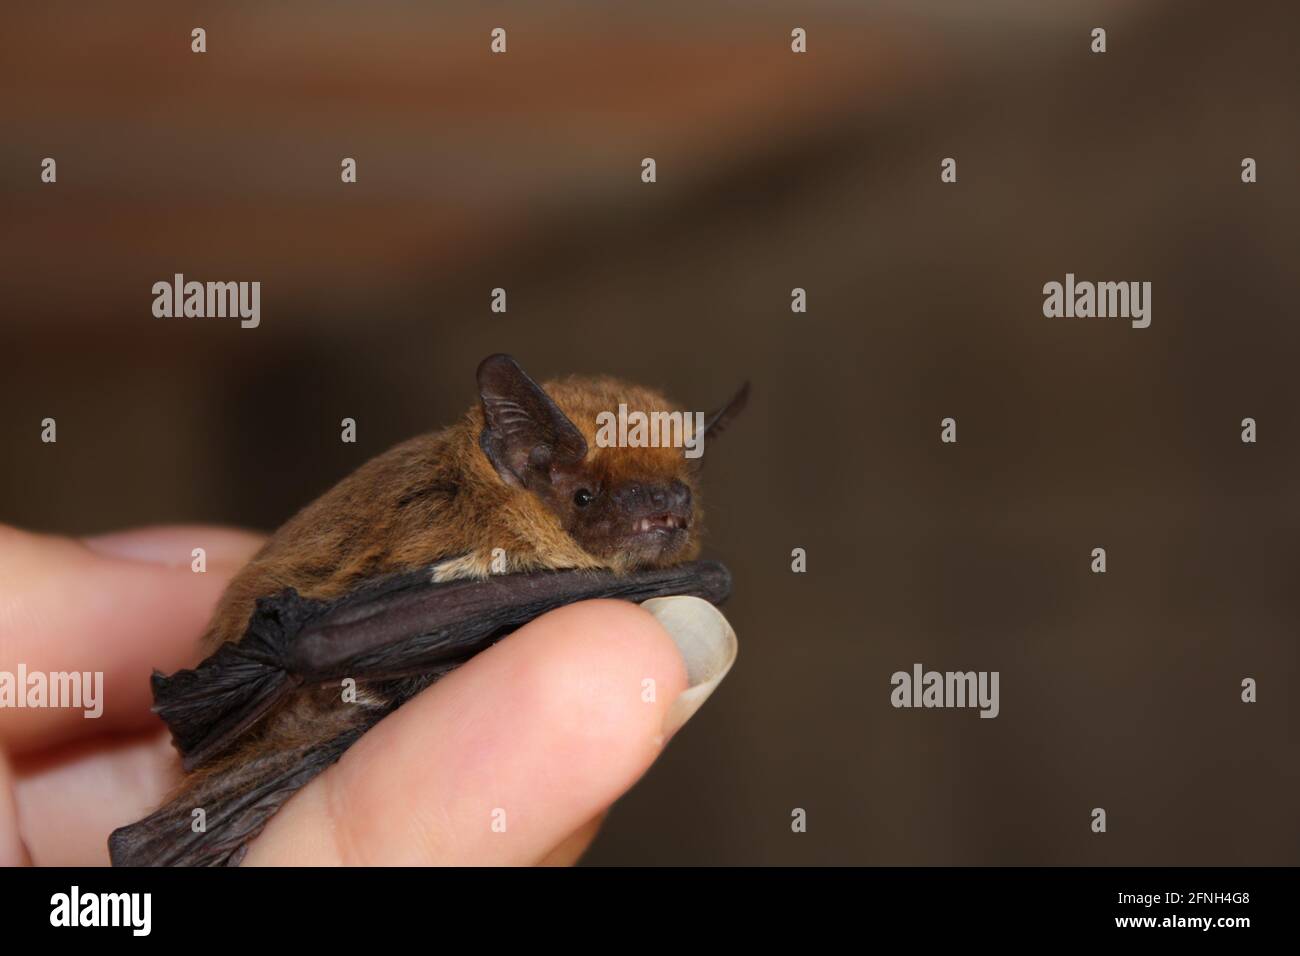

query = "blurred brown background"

[{"left": 2, "top": 0, "right": 1297, "bottom": 864}]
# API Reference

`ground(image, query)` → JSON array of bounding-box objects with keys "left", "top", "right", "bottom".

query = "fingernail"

[
  {"left": 83, "top": 526, "right": 264, "bottom": 568},
  {"left": 641, "top": 596, "right": 738, "bottom": 739}
]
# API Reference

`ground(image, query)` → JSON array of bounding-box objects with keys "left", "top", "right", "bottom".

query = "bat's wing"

[
  {"left": 109, "top": 715, "right": 379, "bottom": 867},
  {"left": 154, "top": 560, "right": 732, "bottom": 772}
]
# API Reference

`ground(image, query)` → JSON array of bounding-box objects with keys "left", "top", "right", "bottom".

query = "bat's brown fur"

[{"left": 202, "top": 375, "right": 705, "bottom": 654}]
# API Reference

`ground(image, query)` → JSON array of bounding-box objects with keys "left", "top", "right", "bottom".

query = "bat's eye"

[{"left": 573, "top": 488, "right": 594, "bottom": 507}]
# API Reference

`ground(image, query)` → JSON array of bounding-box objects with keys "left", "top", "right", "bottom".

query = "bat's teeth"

[{"left": 634, "top": 514, "right": 687, "bottom": 533}]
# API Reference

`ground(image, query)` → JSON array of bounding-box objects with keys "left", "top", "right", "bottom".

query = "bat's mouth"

[{"left": 632, "top": 512, "right": 689, "bottom": 534}]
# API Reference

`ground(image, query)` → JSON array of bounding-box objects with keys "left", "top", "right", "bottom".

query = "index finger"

[{"left": 0, "top": 525, "right": 265, "bottom": 755}]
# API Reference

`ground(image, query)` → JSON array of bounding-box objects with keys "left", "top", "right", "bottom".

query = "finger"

[
  {"left": 0, "top": 524, "right": 265, "bottom": 753},
  {"left": 0, "top": 748, "right": 34, "bottom": 865},
  {"left": 11, "top": 730, "right": 179, "bottom": 866},
  {"left": 245, "top": 597, "right": 737, "bottom": 866},
  {"left": 536, "top": 812, "right": 606, "bottom": 867},
  {"left": 81, "top": 526, "right": 264, "bottom": 568}
]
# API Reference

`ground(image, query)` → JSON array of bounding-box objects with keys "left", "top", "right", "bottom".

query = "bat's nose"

[
  {"left": 617, "top": 480, "right": 691, "bottom": 515},
  {"left": 662, "top": 480, "right": 691, "bottom": 512}
]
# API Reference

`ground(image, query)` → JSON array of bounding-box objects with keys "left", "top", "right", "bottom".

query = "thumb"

[{"left": 245, "top": 596, "right": 737, "bottom": 865}]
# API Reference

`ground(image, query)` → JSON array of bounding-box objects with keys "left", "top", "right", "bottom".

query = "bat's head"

[{"left": 476, "top": 354, "right": 747, "bottom": 571}]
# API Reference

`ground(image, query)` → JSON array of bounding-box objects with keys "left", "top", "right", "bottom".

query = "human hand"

[{"left": 0, "top": 525, "right": 737, "bottom": 865}]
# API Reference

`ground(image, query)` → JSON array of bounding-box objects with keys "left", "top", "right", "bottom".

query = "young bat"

[{"left": 108, "top": 353, "right": 747, "bottom": 866}]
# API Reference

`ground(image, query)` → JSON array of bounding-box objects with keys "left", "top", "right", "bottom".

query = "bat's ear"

[
  {"left": 477, "top": 354, "right": 588, "bottom": 489},
  {"left": 703, "top": 380, "right": 750, "bottom": 439}
]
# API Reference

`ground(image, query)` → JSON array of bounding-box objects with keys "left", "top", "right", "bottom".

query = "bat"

[{"left": 108, "top": 353, "right": 748, "bottom": 866}]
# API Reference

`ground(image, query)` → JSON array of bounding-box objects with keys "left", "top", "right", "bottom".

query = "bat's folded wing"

[{"left": 152, "top": 561, "right": 733, "bottom": 773}]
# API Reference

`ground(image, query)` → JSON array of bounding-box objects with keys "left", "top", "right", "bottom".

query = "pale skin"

[{"left": 0, "top": 524, "right": 689, "bottom": 866}]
